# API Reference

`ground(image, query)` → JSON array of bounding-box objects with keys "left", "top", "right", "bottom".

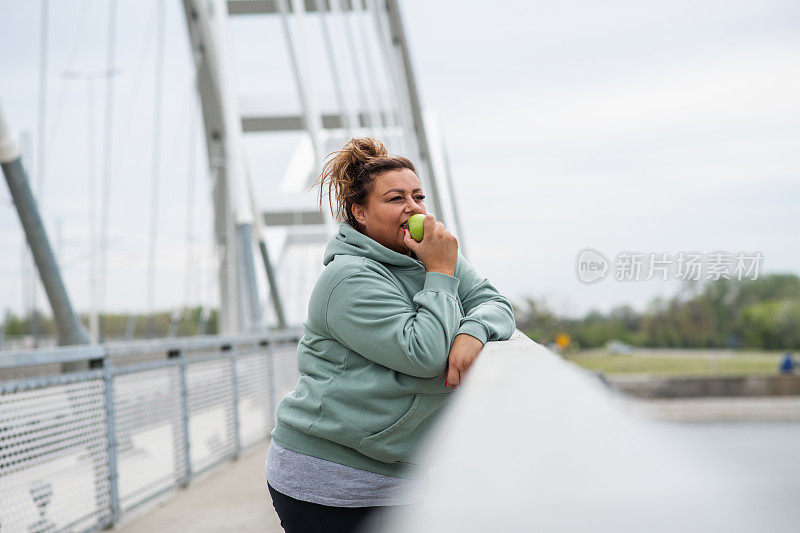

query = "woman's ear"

[{"left": 351, "top": 203, "right": 367, "bottom": 226}]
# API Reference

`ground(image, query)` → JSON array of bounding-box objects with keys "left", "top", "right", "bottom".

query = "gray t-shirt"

[{"left": 265, "top": 441, "right": 426, "bottom": 507}]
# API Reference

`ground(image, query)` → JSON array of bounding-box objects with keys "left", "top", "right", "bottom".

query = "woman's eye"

[{"left": 390, "top": 195, "right": 425, "bottom": 201}]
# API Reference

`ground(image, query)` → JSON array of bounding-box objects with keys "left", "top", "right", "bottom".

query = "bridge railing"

[
  {"left": 0, "top": 329, "right": 302, "bottom": 532},
  {"left": 384, "top": 331, "right": 786, "bottom": 532}
]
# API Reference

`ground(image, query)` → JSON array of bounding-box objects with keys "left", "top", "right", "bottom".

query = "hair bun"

[
  {"left": 310, "top": 137, "right": 416, "bottom": 228},
  {"left": 345, "top": 137, "right": 388, "bottom": 163}
]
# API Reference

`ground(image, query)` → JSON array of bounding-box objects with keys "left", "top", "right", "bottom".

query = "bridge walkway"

[{"left": 115, "top": 442, "right": 282, "bottom": 532}]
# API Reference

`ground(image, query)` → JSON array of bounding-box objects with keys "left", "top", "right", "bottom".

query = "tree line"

[
  {"left": 1, "top": 306, "right": 219, "bottom": 343},
  {"left": 514, "top": 274, "right": 800, "bottom": 350},
  {"left": 5, "top": 274, "right": 800, "bottom": 350}
]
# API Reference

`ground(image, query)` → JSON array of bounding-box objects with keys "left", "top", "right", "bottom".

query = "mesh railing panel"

[
  {"left": 186, "top": 358, "right": 237, "bottom": 473},
  {"left": 0, "top": 378, "right": 110, "bottom": 532},
  {"left": 0, "top": 336, "right": 300, "bottom": 531},
  {"left": 237, "top": 353, "right": 271, "bottom": 447},
  {"left": 114, "top": 365, "right": 185, "bottom": 512}
]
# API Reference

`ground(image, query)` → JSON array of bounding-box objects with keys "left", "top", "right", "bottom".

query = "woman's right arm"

[{"left": 325, "top": 265, "right": 463, "bottom": 378}]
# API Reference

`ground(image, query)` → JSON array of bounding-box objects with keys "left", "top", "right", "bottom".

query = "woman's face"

[{"left": 351, "top": 168, "right": 427, "bottom": 255}]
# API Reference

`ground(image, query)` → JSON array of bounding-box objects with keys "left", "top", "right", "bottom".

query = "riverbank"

[{"left": 566, "top": 348, "right": 785, "bottom": 377}]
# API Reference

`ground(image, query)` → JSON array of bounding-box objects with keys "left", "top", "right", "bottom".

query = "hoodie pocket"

[{"left": 357, "top": 393, "right": 448, "bottom": 464}]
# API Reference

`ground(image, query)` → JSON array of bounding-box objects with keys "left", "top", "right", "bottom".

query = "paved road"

[{"left": 115, "top": 442, "right": 283, "bottom": 532}]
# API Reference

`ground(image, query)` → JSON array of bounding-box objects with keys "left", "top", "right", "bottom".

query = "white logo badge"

[{"left": 576, "top": 248, "right": 609, "bottom": 284}]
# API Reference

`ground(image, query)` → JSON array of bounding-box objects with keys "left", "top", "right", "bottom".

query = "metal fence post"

[
  {"left": 102, "top": 358, "right": 120, "bottom": 527},
  {"left": 177, "top": 349, "right": 192, "bottom": 487},
  {"left": 265, "top": 340, "right": 277, "bottom": 430},
  {"left": 229, "top": 346, "right": 242, "bottom": 459}
]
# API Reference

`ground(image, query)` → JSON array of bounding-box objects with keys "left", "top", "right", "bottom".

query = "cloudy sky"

[{"left": 1, "top": 0, "right": 798, "bottom": 322}]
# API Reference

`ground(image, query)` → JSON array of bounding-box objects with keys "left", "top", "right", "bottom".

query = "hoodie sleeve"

[
  {"left": 325, "top": 265, "right": 463, "bottom": 378},
  {"left": 454, "top": 252, "right": 516, "bottom": 345}
]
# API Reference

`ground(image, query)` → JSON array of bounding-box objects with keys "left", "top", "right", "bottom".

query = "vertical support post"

[
  {"left": 229, "top": 345, "right": 242, "bottom": 458},
  {"left": 180, "top": 0, "right": 242, "bottom": 334},
  {"left": 236, "top": 223, "right": 262, "bottom": 329},
  {"left": 265, "top": 340, "right": 277, "bottom": 430},
  {"left": 102, "top": 359, "right": 121, "bottom": 527},
  {"left": 177, "top": 349, "right": 193, "bottom": 486}
]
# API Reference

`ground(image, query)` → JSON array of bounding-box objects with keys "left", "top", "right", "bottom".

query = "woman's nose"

[{"left": 405, "top": 197, "right": 423, "bottom": 212}]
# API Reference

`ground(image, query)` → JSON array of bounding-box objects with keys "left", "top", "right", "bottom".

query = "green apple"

[{"left": 407, "top": 213, "right": 426, "bottom": 242}]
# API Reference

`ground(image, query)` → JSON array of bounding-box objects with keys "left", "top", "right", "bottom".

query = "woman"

[{"left": 266, "top": 138, "right": 515, "bottom": 532}]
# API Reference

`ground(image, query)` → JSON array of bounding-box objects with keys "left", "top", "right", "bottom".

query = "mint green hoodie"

[{"left": 271, "top": 221, "right": 515, "bottom": 478}]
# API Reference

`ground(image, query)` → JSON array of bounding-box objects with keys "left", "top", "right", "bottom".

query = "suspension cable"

[
  {"left": 145, "top": 0, "right": 166, "bottom": 337},
  {"left": 98, "top": 0, "right": 118, "bottom": 342}
]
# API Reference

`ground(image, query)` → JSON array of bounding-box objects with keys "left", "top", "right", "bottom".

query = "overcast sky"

[{"left": 1, "top": 0, "right": 798, "bottom": 322}]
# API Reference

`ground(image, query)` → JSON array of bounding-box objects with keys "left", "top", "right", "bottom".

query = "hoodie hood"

[{"left": 323, "top": 221, "right": 422, "bottom": 269}]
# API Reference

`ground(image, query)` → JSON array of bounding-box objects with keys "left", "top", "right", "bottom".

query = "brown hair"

[{"left": 309, "top": 138, "right": 417, "bottom": 231}]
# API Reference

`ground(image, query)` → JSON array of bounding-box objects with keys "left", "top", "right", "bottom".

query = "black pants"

[{"left": 268, "top": 482, "right": 401, "bottom": 533}]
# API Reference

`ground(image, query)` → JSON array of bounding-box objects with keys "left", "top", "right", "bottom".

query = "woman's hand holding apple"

[{"left": 403, "top": 213, "right": 458, "bottom": 276}]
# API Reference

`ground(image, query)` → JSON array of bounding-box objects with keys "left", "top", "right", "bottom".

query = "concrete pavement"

[{"left": 115, "top": 441, "right": 282, "bottom": 532}]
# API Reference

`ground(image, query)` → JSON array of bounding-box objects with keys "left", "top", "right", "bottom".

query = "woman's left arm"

[
  {"left": 454, "top": 252, "right": 516, "bottom": 345},
  {"left": 446, "top": 252, "right": 517, "bottom": 388}
]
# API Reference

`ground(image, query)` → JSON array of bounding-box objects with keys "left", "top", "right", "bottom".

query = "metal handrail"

[{"left": 0, "top": 327, "right": 303, "bottom": 369}]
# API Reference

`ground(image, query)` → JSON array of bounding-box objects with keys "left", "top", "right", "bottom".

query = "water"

[{"left": 663, "top": 421, "right": 800, "bottom": 505}]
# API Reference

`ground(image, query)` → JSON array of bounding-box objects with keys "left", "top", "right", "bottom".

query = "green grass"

[{"left": 564, "top": 348, "right": 784, "bottom": 377}]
